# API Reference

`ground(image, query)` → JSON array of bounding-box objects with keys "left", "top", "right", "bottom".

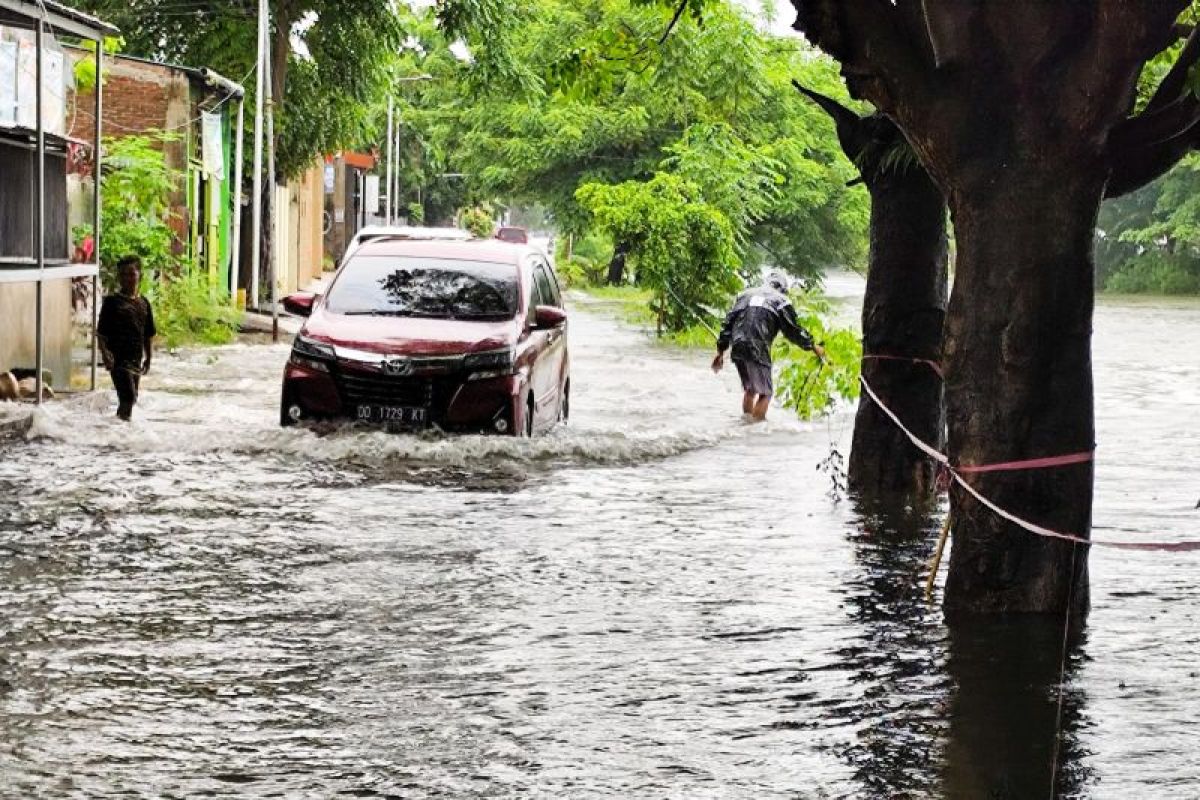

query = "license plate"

[{"left": 356, "top": 405, "right": 427, "bottom": 428}]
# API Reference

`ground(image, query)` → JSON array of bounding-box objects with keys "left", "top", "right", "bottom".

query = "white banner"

[
  {"left": 202, "top": 111, "right": 225, "bottom": 180},
  {"left": 364, "top": 174, "right": 380, "bottom": 212}
]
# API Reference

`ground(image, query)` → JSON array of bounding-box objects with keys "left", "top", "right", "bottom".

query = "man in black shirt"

[
  {"left": 712, "top": 271, "right": 824, "bottom": 421},
  {"left": 97, "top": 256, "right": 156, "bottom": 421}
]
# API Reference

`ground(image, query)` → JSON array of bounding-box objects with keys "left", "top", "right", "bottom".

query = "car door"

[
  {"left": 531, "top": 259, "right": 567, "bottom": 424},
  {"left": 523, "top": 259, "right": 554, "bottom": 431}
]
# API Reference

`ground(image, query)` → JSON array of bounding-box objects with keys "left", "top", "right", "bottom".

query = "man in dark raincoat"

[{"left": 712, "top": 271, "right": 824, "bottom": 421}]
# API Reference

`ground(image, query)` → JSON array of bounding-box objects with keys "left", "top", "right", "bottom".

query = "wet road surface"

[{"left": 1, "top": 284, "right": 1198, "bottom": 798}]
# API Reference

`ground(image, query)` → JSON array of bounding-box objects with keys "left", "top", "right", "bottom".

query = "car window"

[
  {"left": 533, "top": 264, "right": 556, "bottom": 308},
  {"left": 528, "top": 268, "right": 546, "bottom": 309},
  {"left": 325, "top": 256, "right": 519, "bottom": 320},
  {"left": 545, "top": 264, "right": 563, "bottom": 306}
]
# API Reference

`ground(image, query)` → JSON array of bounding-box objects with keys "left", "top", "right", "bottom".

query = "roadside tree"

[{"left": 792, "top": 0, "right": 1200, "bottom": 615}]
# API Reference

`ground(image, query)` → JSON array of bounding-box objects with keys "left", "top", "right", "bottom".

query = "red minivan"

[{"left": 280, "top": 238, "right": 569, "bottom": 436}]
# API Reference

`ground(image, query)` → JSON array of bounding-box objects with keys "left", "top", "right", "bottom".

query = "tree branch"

[
  {"left": 1106, "top": 119, "right": 1200, "bottom": 198},
  {"left": 658, "top": 0, "right": 690, "bottom": 45},
  {"left": 1104, "top": 13, "right": 1200, "bottom": 198},
  {"left": 792, "top": 0, "right": 936, "bottom": 113},
  {"left": 1146, "top": 23, "right": 1200, "bottom": 112},
  {"left": 792, "top": 81, "right": 860, "bottom": 131},
  {"left": 918, "top": 0, "right": 977, "bottom": 68},
  {"left": 1111, "top": 92, "right": 1200, "bottom": 152},
  {"left": 793, "top": 80, "right": 868, "bottom": 163}
]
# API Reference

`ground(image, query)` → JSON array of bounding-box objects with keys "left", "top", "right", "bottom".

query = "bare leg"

[
  {"left": 742, "top": 391, "right": 756, "bottom": 415},
  {"left": 752, "top": 395, "right": 771, "bottom": 421}
]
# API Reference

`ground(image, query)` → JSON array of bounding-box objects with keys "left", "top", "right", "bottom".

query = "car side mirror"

[
  {"left": 534, "top": 305, "right": 567, "bottom": 329},
  {"left": 283, "top": 292, "right": 318, "bottom": 317}
]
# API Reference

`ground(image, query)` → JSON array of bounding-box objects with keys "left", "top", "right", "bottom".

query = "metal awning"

[
  {"left": 0, "top": 0, "right": 119, "bottom": 38},
  {"left": 0, "top": 0, "right": 113, "bottom": 401}
]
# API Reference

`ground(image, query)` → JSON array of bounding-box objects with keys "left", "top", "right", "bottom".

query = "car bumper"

[{"left": 282, "top": 360, "right": 523, "bottom": 434}]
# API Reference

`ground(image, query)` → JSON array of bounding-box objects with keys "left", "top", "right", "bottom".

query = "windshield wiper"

[{"left": 342, "top": 309, "right": 415, "bottom": 316}]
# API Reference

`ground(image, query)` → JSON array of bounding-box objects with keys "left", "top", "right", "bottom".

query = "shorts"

[{"left": 734, "top": 358, "right": 773, "bottom": 397}]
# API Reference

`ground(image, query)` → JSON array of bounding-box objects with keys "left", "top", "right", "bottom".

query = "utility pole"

[
  {"left": 265, "top": 15, "right": 278, "bottom": 343},
  {"left": 383, "top": 76, "right": 430, "bottom": 227},
  {"left": 384, "top": 95, "right": 394, "bottom": 226},
  {"left": 230, "top": 93, "right": 245, "bottom": 305},
  {"left": 392, "top": 122, "right": 401, "bottom": 223},
  {"left": 250, "top": 0, "right": 266, "bottom": 310}
]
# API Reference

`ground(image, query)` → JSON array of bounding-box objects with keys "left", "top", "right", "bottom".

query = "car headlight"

[
  {"left": 464, "top": 347, "right": 515, "bottom": 380},
  {"left": 290, "top": 335, "right": 336, "bottom": 373},
  {"left": 293, "top": 335, "right": 336, "bottom": 360}
]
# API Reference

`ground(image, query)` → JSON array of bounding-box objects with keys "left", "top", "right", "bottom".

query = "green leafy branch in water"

[
  {"left": 773, "top": 290, "right": 862, "bottom": 420},
  {"left": 817, "top": 447, "right": 849, "bottom": 504}
]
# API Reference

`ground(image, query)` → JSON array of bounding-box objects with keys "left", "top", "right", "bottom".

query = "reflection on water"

[
  {"left": 840, "top": 497, "right": 948, "bottom": 797},
  {"left": 943, "top": 618, "right": 1087, "bottom": 799},
  {"left": 0, "top": 294, "right": 1198, "bottom": 797}
]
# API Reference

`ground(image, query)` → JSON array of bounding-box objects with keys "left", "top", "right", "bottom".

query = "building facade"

[{"left": 67, "top": 52, "right": 244, "bottom": 296}]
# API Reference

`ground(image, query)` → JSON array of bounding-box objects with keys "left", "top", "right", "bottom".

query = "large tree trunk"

[
  {"left": 941, "top": 168, "right": 1101, "bottom": 616},
  {"left": 850, "top": 154, "right": 948, "bottom": 499},
  {"left": 791, "top": 92, "right": 949, "bottom": 503}
]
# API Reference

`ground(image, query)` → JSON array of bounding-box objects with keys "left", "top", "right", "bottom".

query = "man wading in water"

[
  {"left": 98, "top": 256, "right": 156, "bottom": 421},
  {"left": 712, "top": 271, "right": 824, "bottom": 421}
]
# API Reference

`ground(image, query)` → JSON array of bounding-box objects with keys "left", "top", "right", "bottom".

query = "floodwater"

[{"left": 1, "top": 283, "right": 1197, "bottom": 799}]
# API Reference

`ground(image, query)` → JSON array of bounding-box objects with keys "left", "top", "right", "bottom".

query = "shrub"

[
  {"left": 457, "top": 205, "right": 495, "bottom": 238},
  {"left": 143, "top": 268, "right": 241, "bottom": 349},
  {"left": 576, "top": 173, "right": 739, "bottom": 333},
  {"left": 1105, "top": 253, "right": 1200, "bottom": 295},
  {"left": 94, "top": 132, "right": 242, "bottom": 347},
  {"left": 96, "top": 134, "right": 181, "bottom": 292},
  {"left": 556, "top": 254, "right": 606, "bottom": 287}
]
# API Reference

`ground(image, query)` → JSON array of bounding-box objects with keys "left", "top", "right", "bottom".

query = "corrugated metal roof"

[{"left": 0, "top": 0, "right": 119, "bottom": 36}]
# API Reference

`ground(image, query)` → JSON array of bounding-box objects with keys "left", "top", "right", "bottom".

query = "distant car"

[
  {"left": 495, "top": 226, "right": 528, "bottom": 244},
  {"left": 342, "top": 225, "right": 472, "bottom": 264},
  {"left": 280, "top": 238, "right": 570, "bottom": 436}
]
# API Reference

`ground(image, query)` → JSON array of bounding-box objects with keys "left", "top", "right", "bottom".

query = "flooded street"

[{"left": 1, "top": 286, "right": 1198, "bottom": 798}]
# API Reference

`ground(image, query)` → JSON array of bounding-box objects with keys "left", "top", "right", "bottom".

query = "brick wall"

[{"left": 67, "top": 54, "right": 195, "bottom": 248}]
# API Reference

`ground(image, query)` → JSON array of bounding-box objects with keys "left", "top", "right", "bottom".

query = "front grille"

[
  {"left": 336, "top": 369, "right": 434, "bottom": 407},
  {"left": 333, "top": 363, "right": 470, "bottom": 423}
]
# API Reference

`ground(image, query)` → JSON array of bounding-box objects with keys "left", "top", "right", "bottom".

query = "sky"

[
  {"left": 393, "top": 0, "right": 803, "bottom": 46},
  {"left": 733, "top": 0, "right": 802, "bottom": 38}
]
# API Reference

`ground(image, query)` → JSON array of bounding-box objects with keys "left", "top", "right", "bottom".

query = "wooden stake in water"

[{"left": 925, "top": 513, "right": 952, "bottom": 603}]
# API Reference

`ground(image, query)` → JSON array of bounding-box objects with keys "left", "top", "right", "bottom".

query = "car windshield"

[{"left": 324, "top": 256, "right": 519, "bottom": 320}]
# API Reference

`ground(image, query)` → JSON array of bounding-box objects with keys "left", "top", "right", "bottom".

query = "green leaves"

[
  {"left": 576, "top": 172, "right": 738, "bottom": 330},
  {"left": 74, "top": 0, "right": 409, "bottom": 180},
  {"left": 772, "top": 291, "right": 862, "bottom": 420},
  {"left": 409, "top": 0, "right": 866, "bottom": 284},
  {"left": 1100, "top": 151, "right": 1200, "bottom": 294},
  {"left": 92, "top": 133, "right": 241, "bottom": 346},
  {"left": 96, "top": 134, "right": 181, "bottom": 287},
  {"left": 662, "top": 122, "right": 784, "bottom": 249}
]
